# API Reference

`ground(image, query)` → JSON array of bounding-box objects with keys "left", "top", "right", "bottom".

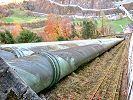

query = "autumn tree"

[
  {"left": 44, "top": 14, "right": 62, "bottom": 41},
  {"left": 61, "top": 17, "right": 71, "bottom": 40},
  {"left": 44, "top": 14, "right": 72, "bottom": 41},
  {"left": 12, "top": 21, "right": 22, "bottom": 37}
]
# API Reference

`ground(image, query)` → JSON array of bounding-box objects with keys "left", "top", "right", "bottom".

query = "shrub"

[
  {"left": 81, "top": 20, "right": 96, "bottom": 39},
  {"left": 57, "top": 36, "right": 66, "bottom": 41},
  {"left": 69, "top": 25, "right": 79, "bottom": 39},
  {"left": 0, "top": 30, "right": 15, "bottom": 44},
  {"left": 16, "top": 29, "right": 43, "bottom": 43}
]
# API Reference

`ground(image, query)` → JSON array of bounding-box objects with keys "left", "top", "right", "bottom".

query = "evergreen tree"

[
  {"left": 0, "top": 30, "right": 15, "bottom": 44},
  {"left": 69, "top": 24, "right": 79, "bottom": 39},
  {"left": 57, "top": 36, "right": 66, "bottom": 41},
  {"left": 16, "top": 29, "right": 43, "bottom": 43},
  {"left": 81, "top": 20, "right": 96, "bottom": 39}
]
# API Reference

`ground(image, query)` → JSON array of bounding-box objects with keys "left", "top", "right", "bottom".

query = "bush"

[
  {"left": 81, "top": 20, "right": 96, "bottom": 39},
  {"left": 57, "top": 36, "right": 66, "bottom": 41},
  {"left": 0, "top": 30, "right": 15, "bottom": 44},
  {"left": 0, "top": 29, "right": 43, "bottom": 44},
  {"left": 69, "top": 25, "right": 79, "bottom": 39},
  {"left": 16, "top": 29, "right": 43, "bottom": 43}
]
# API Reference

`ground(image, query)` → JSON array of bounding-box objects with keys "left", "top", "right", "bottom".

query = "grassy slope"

[
  {"left": 32, "top": 27, "right": 44, "bottom": 31},
  {"left": 112, "top": 17, "right": 132, "bottom": 32},
  {"left": 74, "top": 17, "right": 132, "bottom": 33},
  {"left": 97, "top": 17, "right": 132, "bottom": 33},
  {"left": 0, "top": 9, "right": 46, "bottom": 23}
]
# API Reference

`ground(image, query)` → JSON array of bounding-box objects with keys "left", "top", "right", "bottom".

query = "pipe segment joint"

[{"left": 41, "top": 52, "right": 61, "bottom": 88}]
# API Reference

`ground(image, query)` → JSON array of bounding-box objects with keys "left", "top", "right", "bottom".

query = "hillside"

[
  {"left": 52, "top": 0, "right": 115, "bottom": 9},
  {"left": 29, "top": 0, "right": 133, "bottom": 15},
  {"left": 30, "top": 0, "right": 115, "bottom": 15}
]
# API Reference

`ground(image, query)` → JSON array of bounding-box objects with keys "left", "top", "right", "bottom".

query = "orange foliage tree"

[
  {"left": 44, "top": 14, "right": 61, "bottom": 41},
  {"left": 12, "top": 21, "right": 22, "bottom": 37},
  {"left": 61, "top": 18, "right": 71, "bottom": 39},
  {"left": 44, "top": 14, "right": 72, "bottom": 41}
]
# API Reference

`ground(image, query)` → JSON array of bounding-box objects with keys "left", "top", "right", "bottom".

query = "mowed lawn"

[{"left": 0, "top": 9, "right": 46, "bottom": 23}]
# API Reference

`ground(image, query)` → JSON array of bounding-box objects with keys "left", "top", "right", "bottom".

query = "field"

[
  {"left": 112, "top": 17, "right": 132, "bottom": 32},
  {"left": 0, "top": 9, "right": 46, "bottom": 23},
  {"left": 74, "top": 17, "right": 132, "bottom": 33}
]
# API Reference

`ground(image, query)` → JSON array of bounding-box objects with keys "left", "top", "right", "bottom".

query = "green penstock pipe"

[
  {"left": 5, "top": 38, "right": 123, "bottom": 93},
  {"left": 0, "top": 38, "right": 123, "bottom": 59}
]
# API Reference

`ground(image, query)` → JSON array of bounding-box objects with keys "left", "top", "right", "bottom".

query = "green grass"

[
  {"left": 73, "top": 20, "right": 82, "bottom": 25},
  {"left": 2, "top": 16, "right": 45, "bottom": 23},
  {"left": 112, "top": 17, "right": 132, "bottom": 32},
  {"left": 0, "top": 9, "right": 46, "bottom": 23},
  {"left": 32, "top": 27, "right": 44, "bottom": 31},
  {"left": 73, "top": 17, "right": 132, "bottom": 33},
  {"left": 97, "top": 17, "right": 132, "bottom": 32}
]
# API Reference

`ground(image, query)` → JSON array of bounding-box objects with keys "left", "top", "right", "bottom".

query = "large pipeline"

[
  {"left": 0, "top": 38, "right": 123, "bottom": 99},
  {"left": 0, "top": 38, "right": 124, "bottom": 58}
]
